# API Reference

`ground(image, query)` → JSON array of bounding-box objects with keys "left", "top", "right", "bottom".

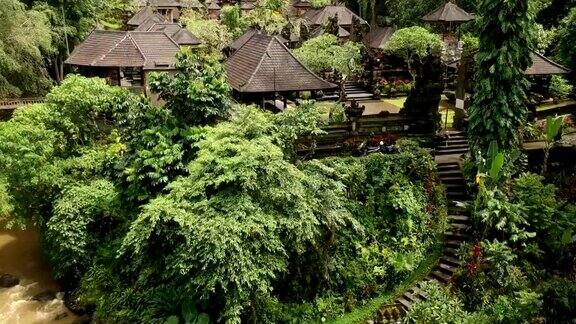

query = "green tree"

[
  {"left": 0, "top": 0, "right": 53, "bottom": 97},
  {"left": 119, "top": 105, "right": 356, "bottom": 323},
  {"left": 148, "top": 49, "right": 231, "bottom": 126},
  {"left": 468, "top": 0, "right": 536, "bottom": 154},
  {"left": 383, "top": 26, "right": 443, "bottom": 81},
  {"left": 117, "top": 50, "right": 231, "bottom": 202},
  {"left": 220, "top": 4, "right": 247, "bottom": 38},
  {"left": 30, "top": 0, "right": 107, "bottom": 83},
  {"left": 181, "top": 10, "right": 233, "bottom": 51},
  {"left": 295, "top": 34, "right": 364, "bottom": 78}
]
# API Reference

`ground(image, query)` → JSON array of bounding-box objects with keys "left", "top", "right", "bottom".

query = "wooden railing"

[{"left": 0, "top": 97, "right": 45, "bottom": 110}]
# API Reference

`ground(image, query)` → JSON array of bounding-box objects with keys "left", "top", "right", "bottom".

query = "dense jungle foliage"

[{"left": 0, "top": 49, "right": 447, "bottom": 322}]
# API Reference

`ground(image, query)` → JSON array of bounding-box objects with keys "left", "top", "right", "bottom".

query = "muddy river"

[{"left": 0, "top": 225, "right": 79, "bottom": 323}]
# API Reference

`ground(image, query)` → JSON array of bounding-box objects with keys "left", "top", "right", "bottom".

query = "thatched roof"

[
  {"left": 225, "top": 33, "right": 336, "bottom": 92},
  {"left": 422, "top": 1, "right": 474, "bottom": 22}
]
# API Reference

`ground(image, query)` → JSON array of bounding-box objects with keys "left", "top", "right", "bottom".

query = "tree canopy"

[
  {"left": 383, "top": 26, "right": 443, "bottom": 81},
  {"left": 295, "top": 34, "right": 364, "bottom": 79}
]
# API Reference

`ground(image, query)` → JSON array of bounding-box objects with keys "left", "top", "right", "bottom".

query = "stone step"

[
  {"left": 438, "top": 170, "right": 463, "bottom": 177},
  {"left": 347, "top": 93, "right": 374, "bottom": 99},
  {"left": 445, "top": 231, "right": 468, "bottom": 240},
  {"left": 445, "top": 239, "right": 463, "bottom": 248},
  {"left": 436, "top": 148, "right": 469, "bottom": 155},
  {"left": 440, "top": 255, "right": 461, "bottom": 267},
  {"left": 440, "top": 139, "right": 468, "bottom": 145},
  {"left": 403, "top": 291, "right": 421, "bottom": 303},
  {"left": 445, "top": 183, "right": 466, "bottom": 190},
  {"left": 431, "top": 270, "right": 451, "bottom": 283},
  {"left": 441, "top": 177, "right": 465, "bottom": 185},
  {"left": 397, "top": 296, "right": 411, "bottom": 310},
  {"left": 450, "top": 221, "right": 470, "bottom": 229},
  {"left": 444, "top": 247, "right": 460, "bottom": 257},
  {"left": 448, "top": 206, "right": 469, "bottom": 214},
  {"left": 344, "top": 89, "right": 365, "bottom": 93},
  {"left": 410, "top": 286, "right": 428, "bottom": 300},
  {"left": 437, "top": 262, "right": 456, "bottom": 273},
  {"left": 446, "top": 192, "right": 467, "bottom": 199},
  {"left": 437, "top": 144, "right": 470, "bottom": 150},
  {"left": 448, "top": 214, "right": 471, "bottom": 223}
]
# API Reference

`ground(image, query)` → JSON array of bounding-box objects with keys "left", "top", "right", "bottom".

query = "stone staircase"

[
  {"left": 374, "top": 135, "right": 471, "bottom": 323},
  {"left": 344, "top": 81, "right": 374, "bottom": 102},
  {"left": 436, "top": 131, "right": 469, "bottom": 156}
]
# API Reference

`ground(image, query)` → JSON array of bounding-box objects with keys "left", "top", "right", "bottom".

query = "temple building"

[
  {"left": 225, "top": 33, "right": 336, "bottom": 109},
  {"left": 65, "top": 30, "right": 182, "bottom": 96}
]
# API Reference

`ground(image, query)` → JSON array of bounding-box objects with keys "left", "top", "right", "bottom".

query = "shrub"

[
  {"left": 549, "top": 75, "right": 573, "bottom": 100},
  {"left": 46, "top": 179, "right": 121, "bottom": 281},
  {"left": 539, "top": 277, "right": 576, "bottom": 321}
]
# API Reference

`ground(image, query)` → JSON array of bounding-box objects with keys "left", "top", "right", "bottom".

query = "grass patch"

[
  {"left": 381, "top": 97, "right": 407, "bottom": 108},
  {"left": 326, "top": 242, "right": 444, "bottom": 324}
]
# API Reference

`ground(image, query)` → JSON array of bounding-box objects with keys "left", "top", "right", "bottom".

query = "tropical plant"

[
  {"left": 548, "top": 75, "right": 573, "bottom": 100},
  {"left": 541, "top": 115, "right": 564, "bottom": 174},
  {"left": 468, "top": 0, "right": 536, "bottom": 153},
  {"left": 383, "top": 26, "right": 443, "bottom": 81}
]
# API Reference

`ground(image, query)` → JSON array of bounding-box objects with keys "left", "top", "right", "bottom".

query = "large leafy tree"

[
  {"left": 0, "top": 0, "right": 53, "bottom": 98},
  {"left": 468, "top": 0, "right": 536, "bottom": 154},
  {"left": 119, "top": 105, "right": 355, "bottom": 323},
  {"left": 295, "top": 34, "right": 364, "bottom": 79},
  {"left": 383, "top": 26, "right": 443, "bottom": 81}
]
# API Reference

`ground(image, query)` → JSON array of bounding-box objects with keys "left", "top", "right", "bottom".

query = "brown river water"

[{"left": 0, "top": 225, "right": 79, "bottom": 323}]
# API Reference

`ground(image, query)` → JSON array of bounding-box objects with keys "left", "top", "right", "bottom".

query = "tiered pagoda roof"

[{"left": 422, "top": 1, "right": 474, "bottom": 22}]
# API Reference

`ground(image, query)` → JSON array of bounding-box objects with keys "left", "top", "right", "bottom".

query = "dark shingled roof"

[
  {"left": 310, "top": 25, "right": 350, "bottom": 38},
  {"left": 230, "top": 29, "right": 290, "bottom": 51},
  {"left": 146, "top": 23, "right": 202, "bottom": 45},
  {"left": 136, "top": 0, "right": 197, "bottom": 8},
  {"left": 422, "top": 1, "right": 474, "bottom": 22},
  {"left": 293, "top": 0, "right": 311, "bottom": 8},
  {"left": 364, "top": 26, "right": 395, "bottom": 49},
  {"left": 134, "top": 13, "right": 169, "bottom": 30},
  {"left": 128, "top": 6, "right": 157, "bottom": 26},
  {"left": 447, "top": 51, "right": 570, "bottom": 75},
  {"left": 185, "top": 0, "right": 204, "bottom": 9},
  {"left": 526, "top": 52, "right": 570, "bottom": 75},
  {"left": 304, "top": 5, "right": 367, "bottom": 27},
  {"left": 225, "top": 33, "right": 336, "bottom": 92},
  {"left": 207, "top": 1, "right": 221, "bottom": 10},
  {"left": 240, "top": 1, "right": 255, "bottom": 10},
  {"left": 66, "top": 30, "right": 180, "bottom": 70}
]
